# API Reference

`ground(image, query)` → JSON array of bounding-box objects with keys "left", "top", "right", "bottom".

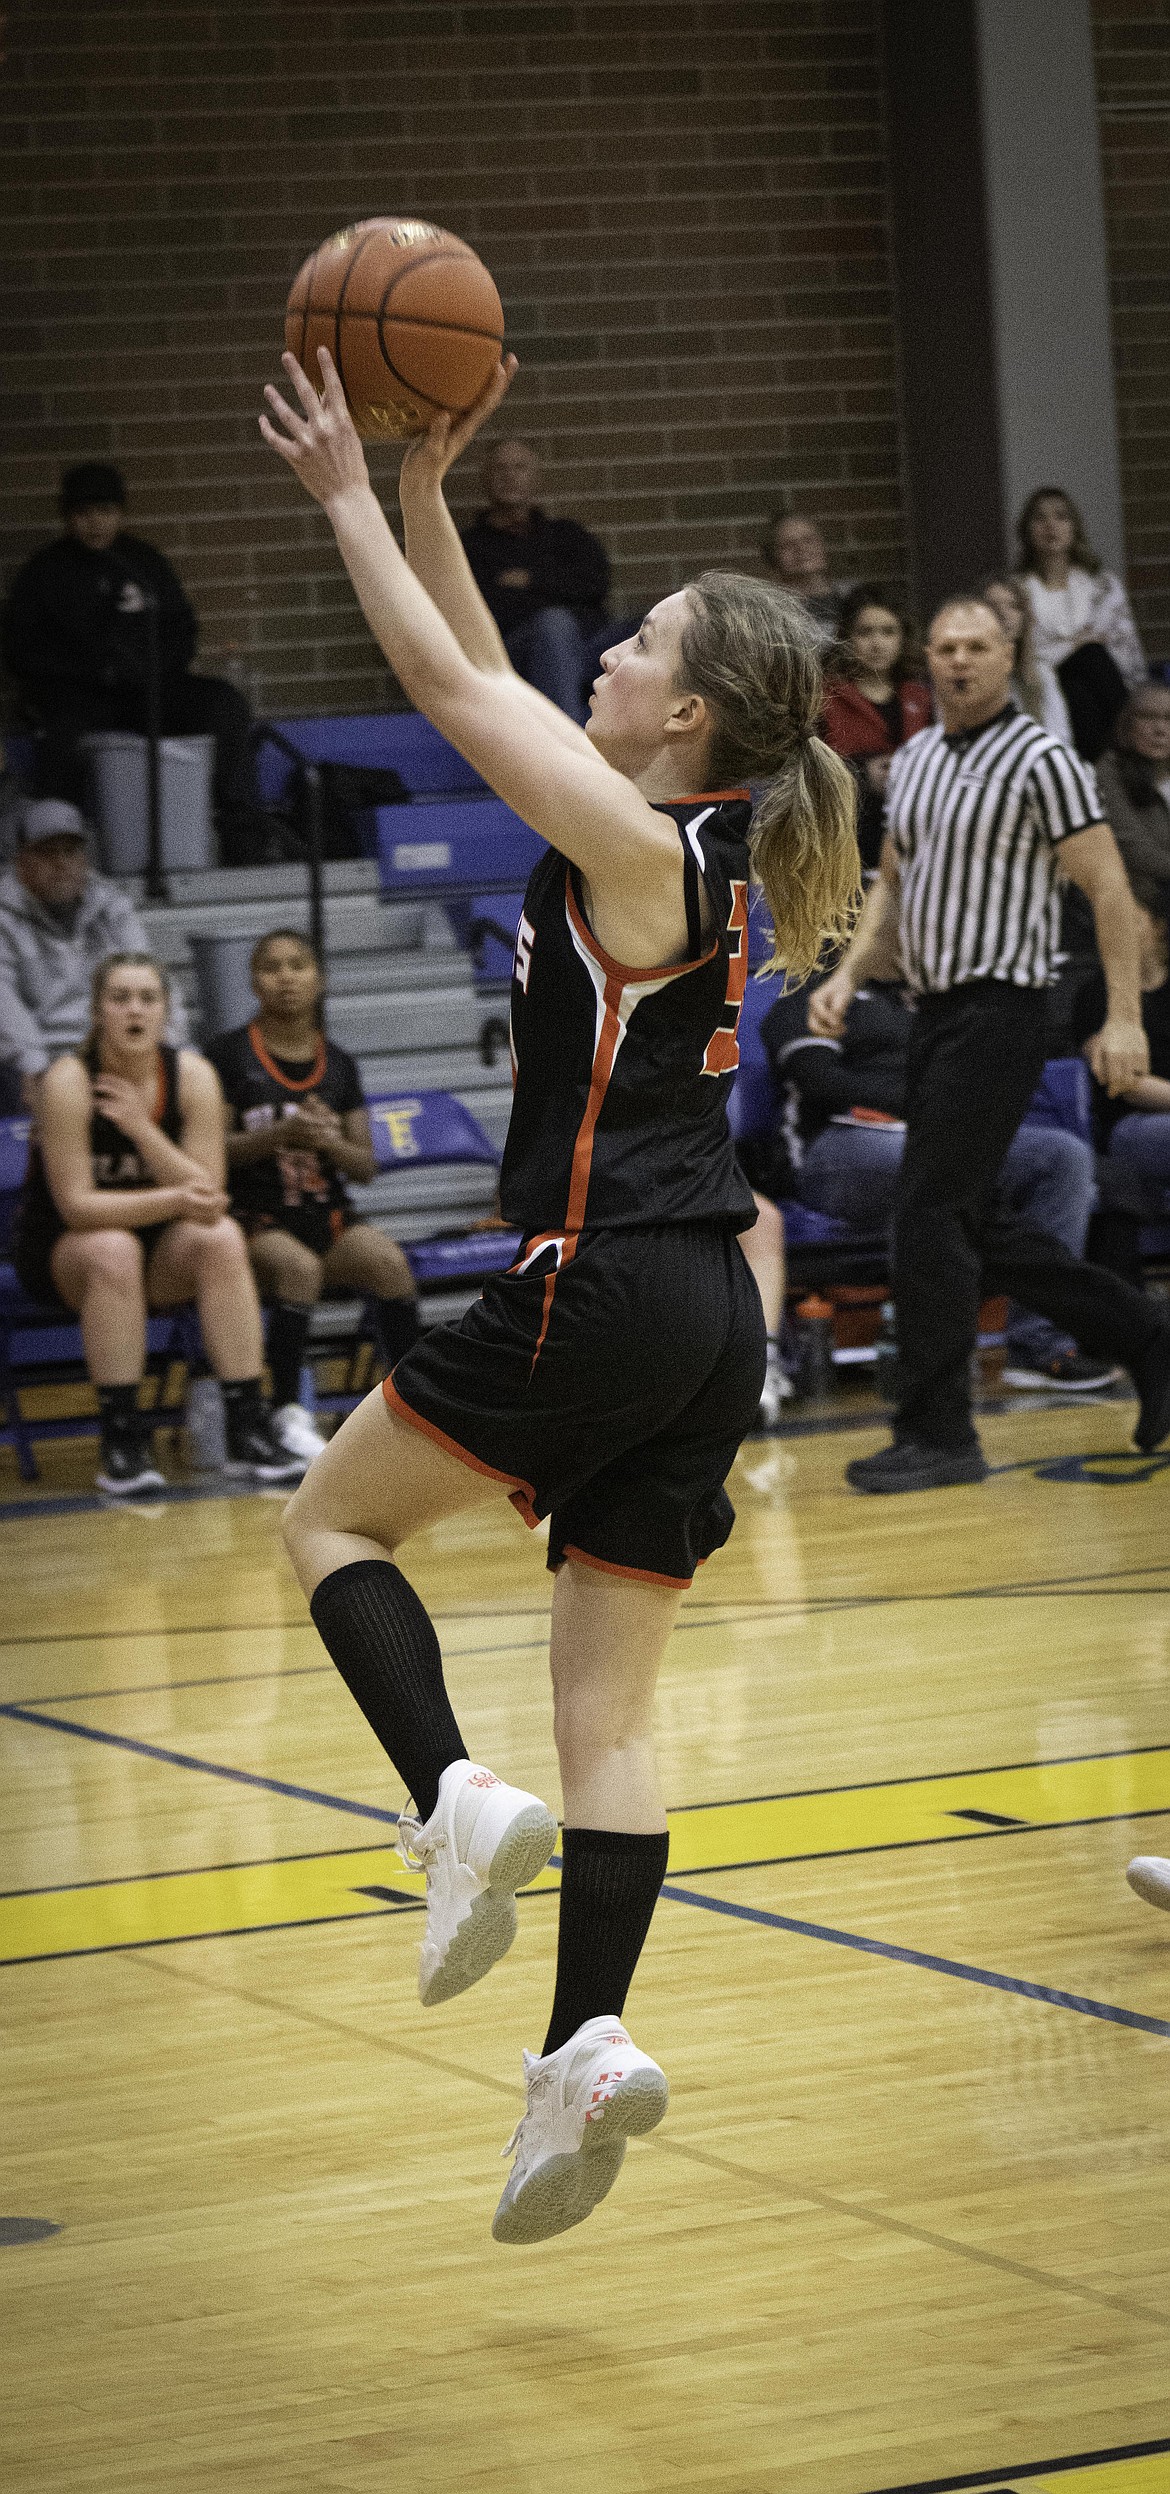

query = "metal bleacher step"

[
  {"left": 357, "top": 1048, "right": 509, "bottom": 1098},
  {"left": 361, "top": 1163, "right": 500, "bottom": 1220},
  {"left": 120, "top": 859, "right": 382, "bottom": 907},
  {"left": 137, "top": 894, "right": 455, "bottom": 963},
  {"left": 327, "top": 985, "right": 486, "bottom": 1058}
]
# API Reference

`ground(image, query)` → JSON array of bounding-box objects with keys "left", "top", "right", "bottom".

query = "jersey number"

[{"left": 701, "top": 880, "right": 748, "bottom": 1076}]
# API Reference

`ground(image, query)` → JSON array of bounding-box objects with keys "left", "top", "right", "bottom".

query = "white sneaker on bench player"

[{"left": 395, "top": 1759, "right": 559, "bottom": 2006}]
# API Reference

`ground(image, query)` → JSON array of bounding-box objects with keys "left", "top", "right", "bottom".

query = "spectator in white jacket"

[
  {"left": 980, "top": 576, "right": 1074, "bottom": 744},
  {"left": 1016, "top": 486, "right": 1148, "bottom": 761},
  {"left": 0, "top": 798, "right": 187, "bottom": 1105}
]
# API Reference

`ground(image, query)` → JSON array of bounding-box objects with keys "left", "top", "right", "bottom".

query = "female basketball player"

[
  {"left": 260, "top": 347, "right": 859, "bottom": 2243},
  {"left": 208, "top": 928, "right": 419, "bottom": 1465},
  {"left": 15, "top": 952, "right": 303, "bottom": 1495}
]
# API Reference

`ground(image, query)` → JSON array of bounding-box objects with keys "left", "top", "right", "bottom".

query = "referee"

[{"left": 811, "top": 595, "right": 1170, "bottom": 1492}]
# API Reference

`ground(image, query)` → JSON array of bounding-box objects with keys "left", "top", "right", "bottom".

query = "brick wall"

[
  {"left": 0, "top": 0, "right": 906, "bottom": 719},
  {"left": 1093, "top": 0, "right": 1170, "bottom": 657}
]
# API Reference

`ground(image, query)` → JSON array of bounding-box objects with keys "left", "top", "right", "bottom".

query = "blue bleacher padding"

[
  {"left": 1020, "top": 1055, "right": 1093, "bottom": 1142},
  {"left": 255, "top": 713, "right": 484, "bottom": 805},
  {"left": 366, "top": 1089, "right": 500, "bottom": 1170},
  {"left": 469, "top": 891, "right": 525, "bottom": 985},
  {"left": 374, "top": 797, "right": 545, "bottom": 911},
  {"left": 726, "top": 972, "right": 780, "bottom": 1146},
  {"left": 406, "top": 1230, "right": 522, "bottom": 1285},
  {"left": 779, "top": 1201, "right": 863, "bottom": 1248}
]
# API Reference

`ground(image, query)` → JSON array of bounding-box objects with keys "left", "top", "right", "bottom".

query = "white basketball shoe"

[
  {"left": 395, "top": 1760, "right": 559, "bottom": 2006},
  {"left": 1126, "top": 1856, "right": 1170, "bottom": 1911},
  {"left": 492, "top": 2014, "right": 669, "bottom": 2244}
]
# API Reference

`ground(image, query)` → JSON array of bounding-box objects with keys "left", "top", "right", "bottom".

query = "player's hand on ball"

[
  {"left": 260, "top": 348, "right": 370, "bottom": 511},
  {"left": 399, "top": 354, "right": 519, "bottom": 498}
]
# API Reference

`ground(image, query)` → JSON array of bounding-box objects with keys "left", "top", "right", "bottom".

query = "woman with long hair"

[
  {"left": 1093, "top": 684, "right": 1170, "bottom": 902},
  {"left": 208, "top": 926, "right": 419, "bottom": 1465},
  {"left": 13, "top": 952, "right": 303, "bottom": 1495},
  {"left": 260, "top": 347, "right": 859, "bottom": 2244},
  {"left": 978, "top": 575, "right": 1073, "bottom": 743},
  {"left": 820, "top": 584, "right": 932, "bottom": 868},
  {"left": 1016, "top": 486, "right": 1148, "bottom": 758}
]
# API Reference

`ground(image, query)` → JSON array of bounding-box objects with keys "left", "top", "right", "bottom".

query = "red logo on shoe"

[{"left": 467, "top": 1771, "right": 500, "bottom": 1789}]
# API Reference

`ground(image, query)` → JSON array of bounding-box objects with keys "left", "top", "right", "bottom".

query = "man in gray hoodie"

[{"left": 0, "top": 798, "right": 187, "bottom": 1105}]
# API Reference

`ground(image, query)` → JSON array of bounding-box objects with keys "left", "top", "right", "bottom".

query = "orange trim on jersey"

[
  {"left": 560, "top": 1543, "right": 695, "bottom": 1591},
  {"left": 382, "top": 1375, "right": 541, "bottom": 1527},
  {"left": 676, "top": 787, "right": 752, "bottom": 803},
  {"left": 247, "top": 1021, "right": 327, "bottom": 1092},
  {"left": 564, "top": 873, "right": 717, "bottom": 987}
]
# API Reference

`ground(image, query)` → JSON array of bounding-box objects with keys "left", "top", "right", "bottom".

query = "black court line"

[
  {"left": 5, "top": 1701, "right": 1167, "bottom": 2036},
  {"left": 862, "top": 2427, "right": 1170, "bottom": 2492},
  {"left": 0, "top": 1834, "right": 401, "bottom": 1903},
  {"left": 3, "top": 1899, "right": 425, "bottom": 1970}
]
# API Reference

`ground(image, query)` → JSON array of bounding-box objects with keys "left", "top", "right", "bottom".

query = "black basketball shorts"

[{"left": 382, "top": 1220, "right": 766, "bottom": 1588}]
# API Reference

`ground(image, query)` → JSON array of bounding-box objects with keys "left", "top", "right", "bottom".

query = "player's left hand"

[
  {"left": 260, "top": 349, "right": 370, "bottom": 512},
  {"left": 399, "top": 354, "right": 519, "bottom": 497},
  {"left": 1086, "top": 1015, "right": 1150, "bottom": 1096}
]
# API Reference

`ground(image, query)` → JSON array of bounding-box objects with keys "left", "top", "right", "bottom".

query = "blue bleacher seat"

[
  {"left": 468, "top": 892, "right": 525, "bottom": 985},
  {"left": 254, "top": 712, "right": 484, "bottom": 806},
  {"left": 1019, "top": 1055, "right": 1093, "bottom": 1141},
  {"left": 374, "top": 796, "right": 544, "bottom": 903},
  {"left": 366, "top": 1089, "right": 500, "bottom": 1172}
]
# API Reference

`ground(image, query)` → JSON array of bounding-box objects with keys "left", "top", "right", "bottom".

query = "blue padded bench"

[
  {"left": 366, "top": 1086, "right": 521, "bottom": 1290},
  {"left": 255, "top": 712, "right": 484, "bottom": 805}
]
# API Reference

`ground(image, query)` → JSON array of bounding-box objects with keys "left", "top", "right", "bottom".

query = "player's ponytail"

[{"left": 678, "top": 571, "right": 861, "bottom": 981}]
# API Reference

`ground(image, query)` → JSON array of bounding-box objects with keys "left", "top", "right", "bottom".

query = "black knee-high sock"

[
  {"left": 542, "top": 1827, "right": 670, "bottom": 2057},
  {"left": 309, "top": 1558, "right": 467, "bottom": 1824},
  {"left": 373, "top": 1294, "right": 420, "bottom": 1374},
  {"left": 267, "top": 1301, "right": 312, "bottom": 1409}
]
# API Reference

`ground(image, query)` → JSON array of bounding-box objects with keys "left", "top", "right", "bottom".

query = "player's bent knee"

[{"left": 86, "top": 1227, "right": 145, "bottom": 1286}]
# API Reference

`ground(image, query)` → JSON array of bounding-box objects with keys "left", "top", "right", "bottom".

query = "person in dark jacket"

[
  {"left": 1093, "top": 686, "right": 1170, "bottom": 904},
  {"left": 762, "top": 975, "right": 1114, "bottom": 1392},
  {"left": 460, "top": 438, "right": 614, "bottom": 723},
  {"left": 821, "top": 586, "right": 933, "bottom": 870},
  {"left": 2, "top": 462, "right": 271, "bottom": 864}
]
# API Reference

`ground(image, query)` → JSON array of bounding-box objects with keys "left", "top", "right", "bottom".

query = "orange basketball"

[{"left": 285, "top": 219, "right": 505, "bottom": 441}]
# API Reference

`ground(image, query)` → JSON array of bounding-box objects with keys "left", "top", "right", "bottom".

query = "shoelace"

[
  {"left": 500, "top": 2063, "right": 554, "bottom": 2161},
  {"left": 394, "top": 1813, "right": 445, "bottom": 1874}
]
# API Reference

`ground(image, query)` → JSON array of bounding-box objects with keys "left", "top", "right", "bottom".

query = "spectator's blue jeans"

[
  {"left": 798, "top": 1119, "right": 1098, "bottom": 1365},
  {"left": 1107, "top": 1113, "right": 1170, "bottom": 1213},
  {"left": 504, "top": 608, "right": 617, "bottom": 725}
]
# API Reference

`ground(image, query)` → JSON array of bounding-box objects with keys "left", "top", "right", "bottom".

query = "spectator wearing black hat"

[
  {"left": 0, "top": 795, "right": 187, "bottom": 1106},
  {"left": 2, "top": 463, "right": 273, "bottom": 865}
]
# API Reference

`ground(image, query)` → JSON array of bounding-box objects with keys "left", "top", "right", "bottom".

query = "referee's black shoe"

[
  {"left": 1132, "top": 1327, "right": 1170, "bottom": 1454},
  {"left": 845, "top": 1438, "right": 989, "bottom": 1495}
]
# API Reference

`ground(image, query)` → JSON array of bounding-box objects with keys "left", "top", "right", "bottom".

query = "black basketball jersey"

[
  {"left": 207, "top": 1022, "right": 365, "bottom": 1222},
  {"left": 17, "top": 1043, "right": 183, "bottom": 1272},
  {"left": 499, "top": 796, "right": 757, "bottom": 1242}
]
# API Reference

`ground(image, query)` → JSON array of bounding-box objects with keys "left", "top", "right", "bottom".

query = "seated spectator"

[
  {"left": 0, "top": 797, "right": 187, "bottom": 1105},
  {"left": 1073, "top": 881, "right": 1170, "bottom": 1257},
  {"left": 761, "top": 972, "right": 1114, "bottom": 1392},
  {"left": 1, "top": 462, "right": 276, "bottom": 865},
  {"left": 820, "top": 587, "right": 932, "bottom": 870},
  {"left": 759, "top": 513, "right": 853, "bottom": 637},
  {"left": 460, "top": 438, "right": 612, "bottom": 723},
  {"left": 1015, "top": 486, "right": 1148, "bottom": 760},
  {"left": 980, "top": 576, "right": 1073, "bottom": 743},
  {"left": 1093, "top": 687, "right": 1170, "bottom": 903},
  {"left": 12, "top": 952, "right": 300, "bottom": 1496},
  {"left": 207, "top": 929, "right": 420, "bottom": 1466}
]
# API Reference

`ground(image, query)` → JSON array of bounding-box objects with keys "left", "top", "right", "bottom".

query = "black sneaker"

[
  {"left": 1132, "top": 1328, "right": 1170, "bottom": 1454},
  {"left": 845, "top": 1438, "right": 989, "bottom": 1495},
  {"left": 1001, "top": 1350, "right": 1120, "bottom": 1392},
  {"left": 96, "top": 1426, "right": 167, "bottom": 1498},
  {"left": 224, "top": 1406, "right": 307, "bottom": 1483}
]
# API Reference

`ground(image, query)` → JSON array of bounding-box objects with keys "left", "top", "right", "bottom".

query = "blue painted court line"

[
  {"left": 5, "top": 1699, "right": 1168, "bottom": 2037},
  {"left": 660, "top": 1883, "right": 1170, "bottom": 2040}
]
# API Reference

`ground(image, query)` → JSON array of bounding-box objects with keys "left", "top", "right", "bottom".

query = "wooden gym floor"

[{"left": 2, "top": 1384, "right": 1169, "bottom": 2494}]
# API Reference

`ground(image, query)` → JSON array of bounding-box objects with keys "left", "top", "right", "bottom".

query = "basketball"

[{"left": 285, "top": 218, "right": 505, "bottom": 441}]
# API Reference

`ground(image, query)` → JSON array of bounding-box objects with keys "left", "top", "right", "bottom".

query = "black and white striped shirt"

[{"left": 885, "top": 705, "right": 1103, "bottom": 993}]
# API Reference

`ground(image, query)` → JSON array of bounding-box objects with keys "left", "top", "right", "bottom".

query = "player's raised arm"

[{"left": 260, "top": 352, "right": 678, "bottom": 916}]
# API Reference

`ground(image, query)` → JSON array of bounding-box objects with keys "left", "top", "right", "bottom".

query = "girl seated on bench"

[
  {"left": 207, "top": 928, "right": 419, "bottom": 1465},
  {"left": 14, "top": 950, "right": 302, "bottom": 1495}
]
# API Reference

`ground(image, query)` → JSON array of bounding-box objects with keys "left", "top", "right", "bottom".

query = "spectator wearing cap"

[
  {"left": 0, "top": 797, "right": 187, "bottom": 1105},
  {"left": 1, "top": 462, "right": 274, "bottom": 866},
  {"left": 759, "top": 513, "right": 855, "bottom": 639}
]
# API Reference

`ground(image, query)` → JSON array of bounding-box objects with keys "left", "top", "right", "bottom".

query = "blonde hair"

[
  {"left": 677, "top": 571, "right": 861, "bottom": 981},
  {"left": 980, "top": 575, "right": 1048, "bottom": 726}
]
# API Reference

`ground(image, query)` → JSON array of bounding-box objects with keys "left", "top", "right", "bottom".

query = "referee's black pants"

[{"left": 892, "top": 981, "right": 1162, "bottom": 1448}]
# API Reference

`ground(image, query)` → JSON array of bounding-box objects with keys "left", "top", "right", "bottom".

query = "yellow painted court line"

[{"left": 3, "top": 1746, "right": 1169, "bottom": 1965}]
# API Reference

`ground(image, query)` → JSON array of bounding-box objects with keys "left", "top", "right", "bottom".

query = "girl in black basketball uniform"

[
  {"left": 15, "top": 952, "right": 303, "bottom": 1496},
  {"left": 261, "top": 349, "right": 858, "bottom": 2242},
  {"left": 208, "top": 928, "right": 419, "bottom": 1467}
]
